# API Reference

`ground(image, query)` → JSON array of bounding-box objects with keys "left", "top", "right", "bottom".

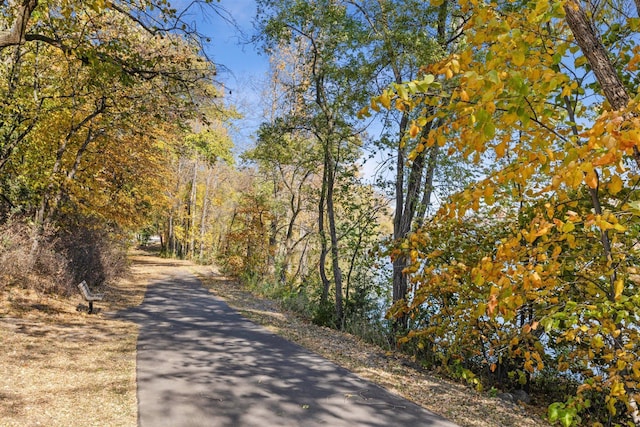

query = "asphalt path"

[{"left": 117, "top": 269, "right": 459, "bottom": 427}]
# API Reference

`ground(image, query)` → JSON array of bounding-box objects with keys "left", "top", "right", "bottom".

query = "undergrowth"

[{"left": 0, "top": 217, "right": 129, "bottom": 296}]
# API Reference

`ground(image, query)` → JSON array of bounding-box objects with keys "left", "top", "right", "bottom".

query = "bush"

[
  {"left": 0, "top": 216, "right": 128, "bottom": 296},
  {"left": 343, "top": 316, "right": 393, "bottom": 350},
  {"left": 313, "top": 299, "right": 338, "bottom": 328},
  {"left": 55, "top": 224, "right": 128, "bottom": 287},
  {"left": 0, "top": 219, "right": 71, "bottom": 295}
]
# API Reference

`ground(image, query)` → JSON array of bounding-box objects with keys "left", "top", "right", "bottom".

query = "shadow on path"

[{"left": 116, "top": 270, "right": 459, "bottom": 427}]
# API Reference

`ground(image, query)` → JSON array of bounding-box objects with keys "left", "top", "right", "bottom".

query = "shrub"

[
  {"left": 0, "top": 216, "right": 128, "bottom": 296},
  {"left": 0, "top": 218, "right": 71, "bottom": 294}
]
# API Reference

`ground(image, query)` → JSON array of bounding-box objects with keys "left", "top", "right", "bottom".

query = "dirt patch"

[{"left": 195, "top": 267, "right": 551, "bottom": 427}]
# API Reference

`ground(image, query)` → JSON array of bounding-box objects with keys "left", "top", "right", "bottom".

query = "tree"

[
  {"left": 245, "top": 120, "right": 320, "bottom": 285},
  {"left": 257, "top": 0, "right": 372, "bottom": 324},
  {"left": 348, "top": 0, "right": 474, "bottom": 333},
  {"left": 0, "top": 0, "right": 235, "bottom": 295},
  {"left": 0, "top": 1, "right": 221, "bottom": 230},
  {"left": 161, "top": 117, "right": 235, "bottom": 260},
  {"left": 363, "top": 0, "right": 640, "bottom": 423}
]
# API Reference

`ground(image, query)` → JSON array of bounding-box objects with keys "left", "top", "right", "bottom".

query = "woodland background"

[{"left": 1, "top": 0, "right": 640, "bottom": 425}]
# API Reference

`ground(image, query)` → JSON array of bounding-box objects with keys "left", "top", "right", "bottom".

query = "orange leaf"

[
  {"left": 593, "top": 151, "right": 617, "bottom": 166},
  {"left": 487, "top": 294, "right": 498, "bottom": 315},
  {"left": 584, "top": 170, "right": 598, "bottom": 189},
  {"left": 409, "top": 123, "right": 420, "bottom": 138}
]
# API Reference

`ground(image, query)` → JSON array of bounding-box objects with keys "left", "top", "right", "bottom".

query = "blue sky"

[
  {"left": 188, "top": 0, "right": 385, "bottom": 181},
  {"left": 193, "top": 0, "right": 270, "bottom": 152}
]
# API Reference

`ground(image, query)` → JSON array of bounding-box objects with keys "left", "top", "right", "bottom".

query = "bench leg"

[{"left": 88, "top": 301, "right": 94, "bottom": 314}]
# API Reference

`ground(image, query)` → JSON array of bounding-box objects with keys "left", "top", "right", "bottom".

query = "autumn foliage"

[
  {"left": 0, "top": 1, "right": 223, "bottom": 287},
  {"left": 358, "top": 0, "right": 640, "bottom": 424},
  {"left": 5, "top": 0, "right": 640, "bottom": 424}
]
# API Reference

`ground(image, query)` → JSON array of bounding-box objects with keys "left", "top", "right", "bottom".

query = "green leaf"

[
  {"left": 559, "top": 411, "right": 573, "bottom": 427},
  {"left": 548, "top": 402, "right": 564, "bottom": 422},
  {"left": 483, "top": 121, "right": 495, "bottom": 139}
]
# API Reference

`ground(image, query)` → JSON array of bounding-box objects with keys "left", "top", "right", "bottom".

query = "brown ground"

[{"left": 0, "top": 250, "right": 550, "bottom": 427}]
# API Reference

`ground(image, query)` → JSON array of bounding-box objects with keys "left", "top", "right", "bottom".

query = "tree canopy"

[{"left": 3, "top": 0, "right": 640, "bottom": 424}]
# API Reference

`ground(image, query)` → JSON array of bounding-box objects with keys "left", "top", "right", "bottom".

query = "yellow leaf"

[
  {"left": 357, "top": 106, "right": 370, "bottom": 119},
  {"left": 607, "top": 396, "right": 617, "bottom": 416},
  {"left": 531, "top": 271, "right": 542, "bottom": 287},
  {"left": 592, "top": 334, "right": 604, "bottom": 349},
  {"left": 613, "top": 222, "right": 626, "bottom": 232},
  {"left": 459, "top": 89, "right": 470, "bottom": 102},
  {"left": 484, "top": 185, "right": 494, "bottom": 198},
  {"left": 609, "top": 175, "right": 623, "bottom": 194},
  {"left": 495, "top": 140, "right": 507, "bottom": 157},
  {"left": 614, "top": 279, "right": 624, "bottom": 300},
  {"left": 512, "top": 50, "right": 525, "bottom": 66},
  {"left": 450, "top": 59, "right": 460, "bottom": 74},
  {"left": 409, "top": 123, "right": 420, "bottom": 138},
  {"left": 524, "top": 360, "right": 535, "bottom": 373},
  {"left": 632, "top": 361, "right": 640, "bottom": 379},
  {"left": 379, "top": 91, "right": 391, "bottom": 109},
  {"left": 610, "top": 381, "right": 625, "bottom": 397},
  {"left": 370, "top": 98, "right": 380, "bottom": 112},
  {"left": 487, "top": 294, "right": 498, "bottom": 315},
  {"left": 584, "top": 170, "right": 598, "bottom": 189},
  {"left": 593, "top": 151, "right": 617, "bottom": 166},
  {"left": 562, "top": 221, "right": 575, "bottom": 233}
]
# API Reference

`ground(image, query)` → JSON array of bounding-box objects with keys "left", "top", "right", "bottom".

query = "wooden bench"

[{"left": 77, "top": 280, "right": 104, "bottom": 314}]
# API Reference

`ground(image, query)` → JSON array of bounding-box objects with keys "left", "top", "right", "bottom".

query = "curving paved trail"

[{"left": 117, "top": 268, "right": 459, "bottom": 427}]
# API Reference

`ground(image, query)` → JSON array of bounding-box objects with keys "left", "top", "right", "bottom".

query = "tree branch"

[{"left": 0, "top": 0, "right": 38, "bottom": 50}]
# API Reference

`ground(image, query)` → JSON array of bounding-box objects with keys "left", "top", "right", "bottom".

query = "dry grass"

[
  {"left": 0, "top": 249, "right": 171, "bottom": 427},
  {"left": 1, "top": 251, "right": 551, "bottom": 427},
  {"left": 196, "top": 267, "right": 552, "bottom": 427}
]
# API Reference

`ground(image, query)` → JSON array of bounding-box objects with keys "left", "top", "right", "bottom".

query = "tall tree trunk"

[
  {"left": 318, "top": 152, "right": 331, "bottom": 305},
  {"left": 416, "top": 144, "right": 439, "bottom": 227},
  {"left": 564, "top": 3, "right": 640, "bottom": 422},
  {"left": 199, "top": 168, "right": 213, "bottom": 262},
  {"left": 391, "top": 111, "right": 411, "bottom": 331},
  {"left": 167, "top": 212, "right": 174, "bottom": 256},
  {"left": 325, "top": 147, "right": 343, "bottom": 325},
  {"left": 268, "top": 175, "right": 279, "bottom": 276},
  {"left": 392, "top": 120, "right": 433, "bottom": 331},
  {"left": 189, "top": 158, "right": 198, "bottom": 259},
  {"left": 280, "top": 169, "right": 308, "bottom": 286}
]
